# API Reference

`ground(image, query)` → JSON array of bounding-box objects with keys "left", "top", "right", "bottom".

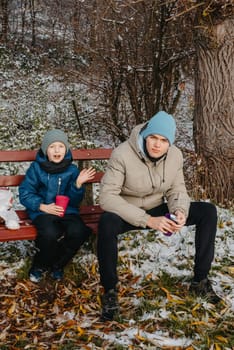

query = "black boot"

[
  {"left": 100, "top": 289, "right": 119, "bottom": 321},
  {"left": 189, "top": 278, "right": 221, "bottom": 304}
]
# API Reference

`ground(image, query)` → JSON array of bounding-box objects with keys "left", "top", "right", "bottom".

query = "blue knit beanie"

[
  {"left": 41, "top": 129, "right": 69, "bottom": 155},
  {"left": 141, "top": 111, "right": 176, "bottom": 145}
]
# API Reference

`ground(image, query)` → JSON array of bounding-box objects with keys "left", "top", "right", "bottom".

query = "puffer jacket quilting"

[
  {"left": 19, "top": 150, "right": 85, "bottom": 221},
  {"left": 100, "top": 124, "right": 190, "bottom": 227}
]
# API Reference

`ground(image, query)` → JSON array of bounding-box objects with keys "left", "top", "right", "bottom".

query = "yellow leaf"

[
  {"left": 78, "top": 288, "right": 91, "bottom": 297},
  {"left": 192, "top": 303, "right": 201, "bottom": 312},
  {"left": 8, "top": 301, "right": 16, "bottom": 315},
  {"left": 191, "top": 321, "right": 207, "bottom": 326},
  {"left": 16, "top": 282, "right": 30, "bottom": 291},
  {"left": 77, "top": 326, "right": 85, "bottom": 336},
  {"left": 31, "top": 324, "right": 39, "bottom": 330},
  {"left": 87, "top": 335, "right": 94, "bottom": 342},
  {"left": 215, "top": 335, "right": 228, "bottom": 343},
  {"left": 79, "top": 304, "right": 87, "bottom": 314},
  {"left": 136, "top": 290, "right": 144, "bottom": 297},
  {"left": 225, "top": 266, "right": 234, "bottom": 275},
  {"left": 161, "top": 286, "right": 172, "bottom": 300},
  {"left": 145, "top": 273, "right": 153, "bottom": 280},
  {"left": 40, "top": 302, "right": 48, "bottom": 307},
  {"left": 169, "top": 298, "right": 185, "bottom": 304},
  {"left": 97, "top": 295, "right": 101, "bottom": 305},
  {"left": 56, "top": 326, "right": 64, "bottom": 334},
  {"left": 160, "top": 287, "right": 184, "bottom": 304},
  {"left": 91, "top": 262, "right": 96, "bottom": 274},
  {"left": 214, "top": 343, "right": 222, "bottom": 350},
  {"left": 135, "top": 334, "right": 146, "bottom": 341}
]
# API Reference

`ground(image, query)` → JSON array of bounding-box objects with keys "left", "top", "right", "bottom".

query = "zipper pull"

[{"left": 57, "top": 177, "right": 61, "bottom": 195}]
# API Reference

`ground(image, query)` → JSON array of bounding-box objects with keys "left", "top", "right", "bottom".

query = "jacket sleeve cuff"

[{"left": 139, "top": 213, "right": 151, "bottom": 228}]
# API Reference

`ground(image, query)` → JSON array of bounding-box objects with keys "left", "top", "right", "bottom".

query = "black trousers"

[
  {"left": 97, "top": 202, "right": 217, "bottom": 292},
  {"left": 32, "top": 214, "right": 91, "bottom": 270}
]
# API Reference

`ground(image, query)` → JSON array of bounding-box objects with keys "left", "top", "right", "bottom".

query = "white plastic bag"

[{"left": 0, "top": 189, "right": 20, "bottom": 230}]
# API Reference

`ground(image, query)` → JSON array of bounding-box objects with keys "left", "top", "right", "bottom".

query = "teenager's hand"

[
  {"left": 39, "top": 203, "right": 64, "bottom": 216},
  {"left": 76, "top": 167, "right": 96, "bottom": 187},
  {"left": 147, "top": 215, "right": 182, "bottom": 234}
]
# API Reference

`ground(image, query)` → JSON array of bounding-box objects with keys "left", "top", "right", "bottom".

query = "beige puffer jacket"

[{"left": 100, "top": 124, "right": 191, "bottom": 228}]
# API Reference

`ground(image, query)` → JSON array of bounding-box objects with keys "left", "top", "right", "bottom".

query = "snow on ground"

[
  {"left": 117, "top": 206, "right": 234, "bottom": 310},
  {"left": 0, "top": 206, "right": 233, "bottom": 349}
]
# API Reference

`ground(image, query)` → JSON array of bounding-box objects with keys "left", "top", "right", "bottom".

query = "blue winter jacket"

[{"left": 19, "top": 149, "right": 85, "bottom": 221}]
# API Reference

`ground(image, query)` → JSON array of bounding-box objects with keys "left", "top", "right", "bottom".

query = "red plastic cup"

[{"left": 55, "top": 195, "right": 70, "bottom": 217}]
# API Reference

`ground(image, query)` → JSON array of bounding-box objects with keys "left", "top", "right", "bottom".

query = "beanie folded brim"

[{"left": 41, "top": 129, "right": 69, "bottom": 155}]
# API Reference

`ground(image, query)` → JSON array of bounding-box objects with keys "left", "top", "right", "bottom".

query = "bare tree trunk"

[
  {"left": 72, "top": 99, "right": 85, "bottom": 139},
  {"left": 29, "top": 0, "right": 36, "bottom": 47},
  {"left": 0, "top": 0, "right": 8, "bottom": 42},
  {"left": 193, "top": 18, "right": 234, "bottom": 206},
  {"left": 20, "top": 0, "right": 27, "bottom": 43}
]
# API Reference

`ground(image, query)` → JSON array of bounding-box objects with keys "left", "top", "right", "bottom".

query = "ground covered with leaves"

[{"left": 0, "top": 209, "right": 233, "bottom": 350}]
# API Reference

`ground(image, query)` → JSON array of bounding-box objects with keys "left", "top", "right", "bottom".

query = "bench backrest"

[{"left": 0, "top": 149, "right": 112, "bottom": 187}]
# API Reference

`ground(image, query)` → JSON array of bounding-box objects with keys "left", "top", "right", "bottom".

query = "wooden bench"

[{"left": 0, "top": 149, "right": 112, "bottom": 242}]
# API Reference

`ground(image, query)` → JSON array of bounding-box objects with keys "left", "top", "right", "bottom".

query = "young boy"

[{"left": 19, "top": 129, "right": 96, "bottom": 282}]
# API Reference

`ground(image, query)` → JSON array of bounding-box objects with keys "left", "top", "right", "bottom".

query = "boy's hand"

[
  {"left": 39, "top": 203, "right": 64, "bottom": 216},
  {"left": 76, "top": 167, "right": 96, "bottom": 187}
]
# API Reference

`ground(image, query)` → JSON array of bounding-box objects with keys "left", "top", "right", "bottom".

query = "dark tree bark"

[{"left": 193, "top": 17, "right": 234, "bottom": 206}]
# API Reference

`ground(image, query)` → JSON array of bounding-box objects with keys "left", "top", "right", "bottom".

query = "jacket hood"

[
  {"left": 128, "top": 123, "right": 168, "bottom": 164},
  {"left": 128, "top": 123, "right": 147, "bottom": 160}
]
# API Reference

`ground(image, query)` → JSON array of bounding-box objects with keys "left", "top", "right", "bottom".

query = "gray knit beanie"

[{"left": 41, "top": 129, "right": 69, "bottom": 155}]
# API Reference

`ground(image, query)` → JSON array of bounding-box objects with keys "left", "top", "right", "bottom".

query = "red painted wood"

[{"left": 0, "top": 148, "right": 112, "bottom": 162}]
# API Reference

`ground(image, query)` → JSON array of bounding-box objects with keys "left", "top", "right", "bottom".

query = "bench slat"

[
  {"left": 0, "top": 175, "right": 25, "bottom": 187},
  {"left": 0, "top": 222, "right": 37, "bottom": 241},
  {"left": 0, "top": 172, "right": 104, "bottom": 187},
  {"left": 0, "top": 150, "right": 37, "bottom": 161},
  {"left": 0, "top": 208, "right": 104, "bottom": 242},
  {"left": 0, "top": 148, "right": 112, "bottom": 162},
  {"left": 72, "top": 148, "right": 112, "bottom": 160}
]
